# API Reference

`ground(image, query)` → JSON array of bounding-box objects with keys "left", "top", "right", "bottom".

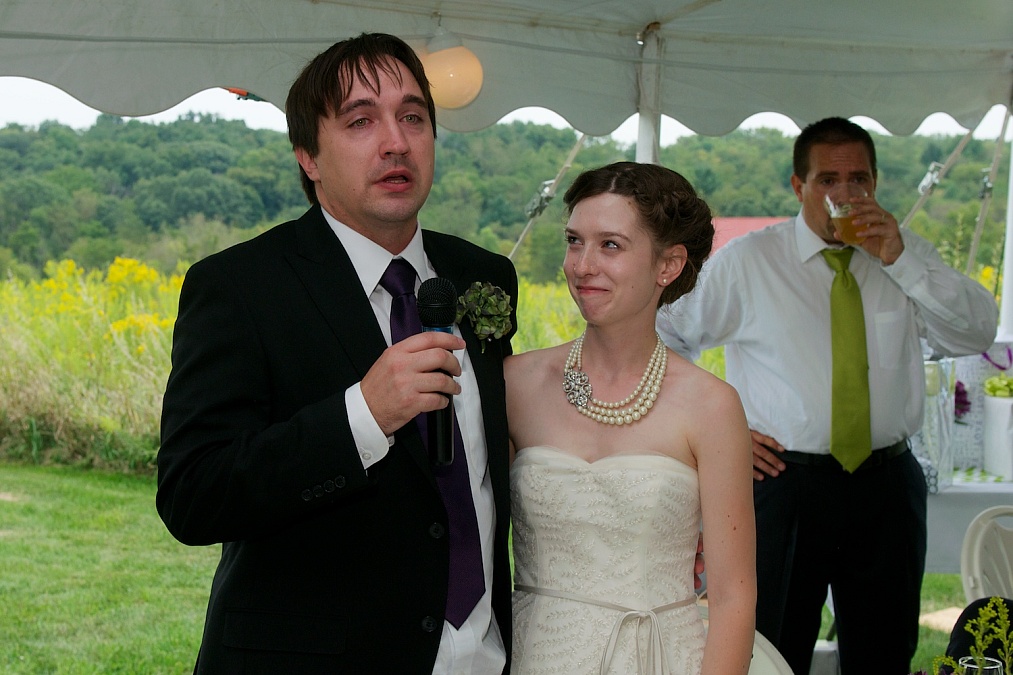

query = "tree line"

[{"left": 0, "top": 112, "right": 1007, "bottom": 283}]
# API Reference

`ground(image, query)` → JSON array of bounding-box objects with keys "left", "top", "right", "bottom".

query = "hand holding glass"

[{"left": 824, "top": 183, "right": 868, "bottom": 246}]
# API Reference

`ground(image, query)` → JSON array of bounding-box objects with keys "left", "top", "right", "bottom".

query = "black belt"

[{"left": 780, "top": 439, "right": 909, "bottom": 472}]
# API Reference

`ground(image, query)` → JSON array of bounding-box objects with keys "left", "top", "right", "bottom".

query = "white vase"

[{"left": 982, "top": 395, "right": 1013, "bottom": 480}]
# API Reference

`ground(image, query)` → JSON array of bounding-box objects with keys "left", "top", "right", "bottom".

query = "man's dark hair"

[
  {"left": 286, "top": 33, "right": 437, "bottom": 204},
  {"left": 793, "top": 116, "right": 877, "bottom": 180}
]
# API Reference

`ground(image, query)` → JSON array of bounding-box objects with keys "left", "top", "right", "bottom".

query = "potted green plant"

[{"left": 982, "top": 373, "right": 1013, "bottom": 480}]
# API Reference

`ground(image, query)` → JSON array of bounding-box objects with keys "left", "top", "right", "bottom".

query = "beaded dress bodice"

[{"left": 510, "top": 446, "right": 706, "bottom": 674}]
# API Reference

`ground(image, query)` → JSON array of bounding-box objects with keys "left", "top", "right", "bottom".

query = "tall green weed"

[
  {"left": 0, "top": 259, "right": 639, "bottom": 472},
  {"left": 513, "top": 278, "right": 584, "bottom": 353},
  {"left": 0, "top": 258, "right": 180, "bottom": 471}
]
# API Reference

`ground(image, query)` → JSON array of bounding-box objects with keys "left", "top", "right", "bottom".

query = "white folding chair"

[
  {"left": 961, "top": 505, "right": 1013, "bottom": 603},
  {"left": 750, "top": 629, "right": 795, "bottom": 675}
]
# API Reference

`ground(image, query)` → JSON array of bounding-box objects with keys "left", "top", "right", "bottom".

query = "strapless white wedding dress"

[{"left": 510, "top": 445, "right": 706, "bottom": 675}]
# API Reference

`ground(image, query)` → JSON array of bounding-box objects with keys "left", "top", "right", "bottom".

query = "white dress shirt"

[
  {"left": 657, "top": 211, "right": 998, "bottom": 453},
  {"left": 323, "top": 210, "right": 506, "bottom": 674}
]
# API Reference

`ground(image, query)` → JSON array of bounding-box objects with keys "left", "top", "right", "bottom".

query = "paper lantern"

[{"left": 421, "top": 30, "right": 483, "bottom": 109}]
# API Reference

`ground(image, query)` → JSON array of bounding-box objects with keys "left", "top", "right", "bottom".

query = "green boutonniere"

[{"left": 456, "top": 281, "right": 513, "bottom": 352}]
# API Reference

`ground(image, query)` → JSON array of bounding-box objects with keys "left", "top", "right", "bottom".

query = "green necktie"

[{"left": 821, "top": 248, "right": 872, "bottom": 472}]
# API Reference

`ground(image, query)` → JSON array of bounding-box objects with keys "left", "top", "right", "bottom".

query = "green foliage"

[
  {"left": 0, "top": 112, "right": 1005, "bottom": 473},
  {"left": 0, "top": 116, "right": 300, "bottom": 273},
  {"left": 0, "top": 115, "right": 1005, "bottom": 281},
  {"left": 513, "top": 278, "right": 584, "bottom": 354},
  {"left": 932, "top": 596, "right": 1013, "bottom": 674},
  {"left": 660, "top": 128, "right": 797, "bottom": 217},
  {"left": 0, "top": 258, "right": 177, "bottom": 473},
  {"left": 0, "top": 258, "right": 579, "bottom": 471},
  {"left": 696, "top": 347, "right": 726, "bottom": 379},
  {"left": 0, "top": 244, "right": 36, "bottom": 280}
]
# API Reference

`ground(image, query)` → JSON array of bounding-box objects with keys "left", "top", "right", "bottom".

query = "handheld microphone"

[{"left": 417, "top": 277, "right": 458, "bottom": 466}]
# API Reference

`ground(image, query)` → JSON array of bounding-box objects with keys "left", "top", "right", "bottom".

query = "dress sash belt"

[{"left": 514, "top": 583, "right": 697, "bottom": 675}]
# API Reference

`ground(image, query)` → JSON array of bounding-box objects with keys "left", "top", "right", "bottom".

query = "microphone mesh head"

[{"left": 417, "top": 277, "right": 458, "bottom": 327}]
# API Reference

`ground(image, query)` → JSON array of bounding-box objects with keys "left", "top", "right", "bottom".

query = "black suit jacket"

[{"left": 156, "top": 205, "right": 517, "bottom": 674}]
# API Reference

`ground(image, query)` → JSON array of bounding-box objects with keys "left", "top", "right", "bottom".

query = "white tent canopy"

[{"left": 2, "top": 0, "right": 1013, "bottom": 331}]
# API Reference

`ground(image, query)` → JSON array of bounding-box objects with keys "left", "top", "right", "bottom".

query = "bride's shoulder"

[
  {"left": 506, "top": 343, "right": 568, "bottom": 373},
  {"left": 505, "top": 344, "right": 568, "bottom": 395},
  {"left": 664, "top": 352, "right": 741, "bottom": 406}
]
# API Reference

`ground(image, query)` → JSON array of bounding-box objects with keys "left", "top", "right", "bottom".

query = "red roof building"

[{"left": 712, "top": 216, "right": 788, "bottom": 252}]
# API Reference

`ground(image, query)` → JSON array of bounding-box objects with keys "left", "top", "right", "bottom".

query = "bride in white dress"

[{"left": 505, "top": 162, "right": 756, "bottom": 675}]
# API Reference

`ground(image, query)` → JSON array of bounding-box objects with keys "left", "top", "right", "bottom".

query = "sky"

[{"left": 1, "top": 75, "right": 1010, "bottom": 146}]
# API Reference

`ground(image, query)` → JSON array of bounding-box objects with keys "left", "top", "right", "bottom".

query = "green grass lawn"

[
  {"left": 0, "top": 463, "right": 966, "bottom": 673},
  {"left": 1, "top": 464, "right": 219, "bottom": 674}
]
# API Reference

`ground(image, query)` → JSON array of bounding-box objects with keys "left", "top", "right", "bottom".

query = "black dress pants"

[{"left": 753, "top": 449, "right": 927, "bottom": 675}]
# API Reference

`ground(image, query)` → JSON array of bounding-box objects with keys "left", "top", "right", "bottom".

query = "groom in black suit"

[{"left": 156, "top": 33, "right": 517, "bottom": 673}]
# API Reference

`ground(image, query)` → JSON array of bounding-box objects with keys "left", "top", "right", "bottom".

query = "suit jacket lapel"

[
  {"left": 283, "top": 219, "right": 504, "bottom": 481},
  {"left": 286, "top": 206, "right": 388, "bottom": 381},
  {"left": 284, "top": 209, "right": 439, "bottom": 473}
]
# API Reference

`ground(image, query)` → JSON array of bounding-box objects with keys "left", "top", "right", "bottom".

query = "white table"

[{"left": 926, "top": 480, "right": 1013, "bottom": 573}]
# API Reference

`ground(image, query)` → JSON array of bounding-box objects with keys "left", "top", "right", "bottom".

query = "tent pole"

[
  {"left": 996, "top": 108, "right": 1013, "bottom": 341},
  {"left": 635, "top": 23, "right": 663, "bottom": 164}
]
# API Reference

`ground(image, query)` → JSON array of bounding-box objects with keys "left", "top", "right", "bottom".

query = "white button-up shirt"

[
  {"left": 657, "top": 211, "right": 998, "bottom": 453},
  {"left": 324, "top": 210, "right": 505, "bottom": 674}
]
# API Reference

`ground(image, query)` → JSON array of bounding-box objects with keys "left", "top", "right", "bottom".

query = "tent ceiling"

[{"left": 0, "top": 0, "right": 1011, "bottom": 136}]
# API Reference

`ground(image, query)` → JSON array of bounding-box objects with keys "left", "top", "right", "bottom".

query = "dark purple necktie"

[{"left": 378, "top": 258, "right": 486, "bottom": 628}]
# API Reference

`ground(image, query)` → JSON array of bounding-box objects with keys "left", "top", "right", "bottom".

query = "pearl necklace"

[{"left": 563, "top": 332, "right": 667, "bottom": 426}]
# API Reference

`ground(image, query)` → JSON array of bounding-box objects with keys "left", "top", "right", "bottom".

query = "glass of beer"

[
  {"left": 958, "top": 655, "right": 1004, "bottom": 674},
  {"left": 824, "top": 183, "right": 867, "bottom": 245}
]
